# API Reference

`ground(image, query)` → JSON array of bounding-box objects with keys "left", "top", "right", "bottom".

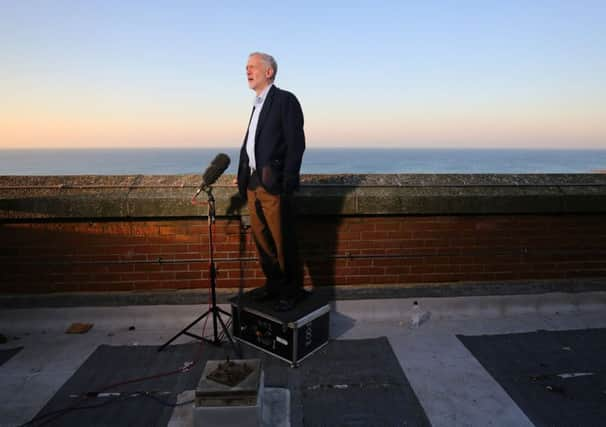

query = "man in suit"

[{"left": 237, "top": 52, "right": 305, "bottom": 312}]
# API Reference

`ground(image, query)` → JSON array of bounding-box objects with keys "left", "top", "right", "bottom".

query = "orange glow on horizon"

[{"left": 1, "top": 105, "right": 605, "bottom": 149}]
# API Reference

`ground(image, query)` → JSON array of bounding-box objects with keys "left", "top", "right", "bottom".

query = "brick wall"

[{"left": 2, "top": 214, "right": 605, "bottom": 294}]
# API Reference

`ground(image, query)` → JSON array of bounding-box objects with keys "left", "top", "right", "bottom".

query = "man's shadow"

[{"left": 294, "top": 175, "right": 360, "bottom": 303}]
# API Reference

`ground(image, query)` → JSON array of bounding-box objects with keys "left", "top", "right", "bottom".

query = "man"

[{"left": 237, "top": 52, "right": 305, "bottom": 312}]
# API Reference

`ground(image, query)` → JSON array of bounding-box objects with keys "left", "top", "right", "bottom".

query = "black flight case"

[{"left": 230, "top": 289, "right": 330, "bottom": 367}]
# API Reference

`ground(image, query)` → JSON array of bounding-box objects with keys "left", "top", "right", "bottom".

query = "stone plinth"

[{"left": 194, "top": 359, "right": 264, "bottom": 427}]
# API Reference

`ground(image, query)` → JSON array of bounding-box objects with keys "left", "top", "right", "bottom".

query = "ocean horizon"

[{"left": 1, "top": 148, "right": 606, "bottom": 175}]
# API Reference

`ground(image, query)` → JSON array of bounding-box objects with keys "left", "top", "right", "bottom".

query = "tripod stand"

[{"left": 159, "top": 189, "right": 235, "bottom": 351}]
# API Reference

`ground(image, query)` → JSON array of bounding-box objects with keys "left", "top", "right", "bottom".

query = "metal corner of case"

[
  {"left": 292, "top": 324, "right": 298, "bottom": 362},
  {"left": 292, "top": 304, "right": 331, "bottom": 327}
]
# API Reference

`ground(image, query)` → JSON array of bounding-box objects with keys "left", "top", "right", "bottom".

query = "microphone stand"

[{"left": 159, "top": 187, "right": 236, "bottom": 352}]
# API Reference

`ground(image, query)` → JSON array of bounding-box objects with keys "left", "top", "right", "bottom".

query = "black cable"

[
  {"left": 21, "top": 390, "right": 196, "bottom": 427},
  {"left": 20, "top": 325, "right": 209, "bottom": 427},
  {"left": 141, "top": 392, "right": 195, "bottom": 408},
  {"left": 20, "top": 393, "right": 134, "bottom": 427}
]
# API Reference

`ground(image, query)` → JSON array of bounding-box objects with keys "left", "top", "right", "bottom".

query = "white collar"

[{"left": 253, "top": 83, "right": 273, "bottom": 106}]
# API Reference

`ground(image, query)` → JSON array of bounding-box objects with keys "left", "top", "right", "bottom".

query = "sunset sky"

[{"left": 1, "top": 1, "right": 605, "bottom": 149}]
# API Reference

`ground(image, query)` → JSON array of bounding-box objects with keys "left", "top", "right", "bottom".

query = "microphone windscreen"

[{"left": 202, "top": 153, "right": 231, "bottom": 187}]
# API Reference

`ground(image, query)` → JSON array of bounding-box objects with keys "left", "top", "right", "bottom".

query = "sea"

[{"left": 1, "top": 148, "right": 606, "bottom": 175}]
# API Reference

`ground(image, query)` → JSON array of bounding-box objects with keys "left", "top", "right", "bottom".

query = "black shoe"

[
  {"left": 273, "top": 298, "right": 296, "bottom": 312},
  {"left": 252, "top": 287, "right": 279, "bottom": 302}
]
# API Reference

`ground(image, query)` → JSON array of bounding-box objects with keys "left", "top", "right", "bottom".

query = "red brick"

[
  {"left": 134, "top": 263, "right": 163, "bottom": 272},
  {"left": 54, "top": 282, "right": 83, "bottom": 292},
  {"left": 360, "top": 231, "right": 391, "bottom": 240},
  {"left": 387, "top": 231, "right": 414, "bottom": 239},
  {"left": 159, "top": 263, "right": 188, "bottom": 271},
  {"left": 3, "top": 213, "right": 606, "bottom": 293},
  {"left": 344, "top": 223, "right": 375, "bottom": 232},
  {"left": 345, "top": 275, "right": 374, "bottom": 285},
  {"left": 384, "top": 265, "right": 411, "bottom": 275},
  {"left": 375, "top": 222, "right": 402, "bottom": 231},
  {"left": 92, "top": 272, "right": 123, "bottom": 282},
  {"left": 173, "top": 253, "right": 201, "bottom": 260},
  {"left": 337, "top": 232, "right": 361, "bottom": 241},
  {"left": 372, "top": 258, "right": 406, "bottom": 267},
  {"left": 334, "top": 267, "right": 360, "bottom": 276},
  {"left": 89, "top": 281, "right": 136, "bottom": 291}
]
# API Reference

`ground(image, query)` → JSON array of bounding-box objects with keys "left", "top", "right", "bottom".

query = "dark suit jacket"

[{"left": 237, "top": 85, "right": 305, "bottom": 200}]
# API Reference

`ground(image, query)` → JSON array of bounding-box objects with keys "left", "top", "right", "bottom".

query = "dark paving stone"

[
  {"left": 28, "top": 337, "right": 429, "bottom": 427},
  {"left": 297, "top": 338, "right": 430, "bottom": 427},
  {"left": 0, "top": 346, "right": 23, "bottom": 367},
  {"left": 458, "top": 328, "right": 606, "bottom": 427}
]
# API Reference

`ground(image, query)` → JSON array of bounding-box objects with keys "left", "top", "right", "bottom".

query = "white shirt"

[{"left": 246, "top": 83, "right": 273, "bottom": 170}]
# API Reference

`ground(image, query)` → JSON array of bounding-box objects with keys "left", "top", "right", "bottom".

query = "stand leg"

[
  {"left": 158, "top": 308, "right": 210, "bottom": 352},
  {"left": 216, "top": 310, "right": 236, "bottom": 347},
  {"left": 158, "top": 306, "right": 234, "bottom": 352},
  {"left": 158, "top": 188, "right": 237, "bottom": 353}
]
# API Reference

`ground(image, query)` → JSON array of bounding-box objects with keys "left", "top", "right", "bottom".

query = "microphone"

[{"left": 195, "top": 153, "right": 231, "bottom": 196}]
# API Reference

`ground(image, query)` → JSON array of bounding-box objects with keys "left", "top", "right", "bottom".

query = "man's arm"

[{"left": 281, "top": 92, "right": 305, "bottom": 194}]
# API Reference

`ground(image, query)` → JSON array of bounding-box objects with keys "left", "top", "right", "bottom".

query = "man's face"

[{"left": 246, "top": 55, "right": 273, "bottom": 93}]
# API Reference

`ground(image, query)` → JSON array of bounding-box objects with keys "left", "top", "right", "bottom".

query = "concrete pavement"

[{"left": 1, "top": 291, "right": 606, "bottom": 426}]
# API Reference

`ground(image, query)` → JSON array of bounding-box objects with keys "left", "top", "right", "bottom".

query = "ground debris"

[
  {"left": 545, "top": 384, "right": 566, "bottom": 395},
  {"left": 65, "top": 323, "right": 94, "bottom": 334},
  {"left": 557, "top": 372, "right": 594, "bottom": 379},
  {"left": 305, "top": 382, "right": 399, "bottom": 391},
  {"left": 530, "top": 374, "right": 551, "bottom": 382}
]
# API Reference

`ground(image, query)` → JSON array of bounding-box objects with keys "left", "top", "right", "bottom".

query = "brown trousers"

[{"left": 247, "top": 180, "right": 298, "bottom": 297}]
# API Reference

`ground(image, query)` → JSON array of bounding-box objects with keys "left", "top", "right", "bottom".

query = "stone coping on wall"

[{"left": 1, "top": 174, "right": 606, "bottom": 220}]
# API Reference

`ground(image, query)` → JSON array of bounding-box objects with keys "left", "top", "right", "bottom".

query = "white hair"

[{"left": 249, "top": 52, "right": 278, "bottom": 81}]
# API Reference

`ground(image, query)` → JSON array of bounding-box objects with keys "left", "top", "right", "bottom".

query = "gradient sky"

[{"left": 1, "top": 1, "right": 605, "bottom": 149}]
